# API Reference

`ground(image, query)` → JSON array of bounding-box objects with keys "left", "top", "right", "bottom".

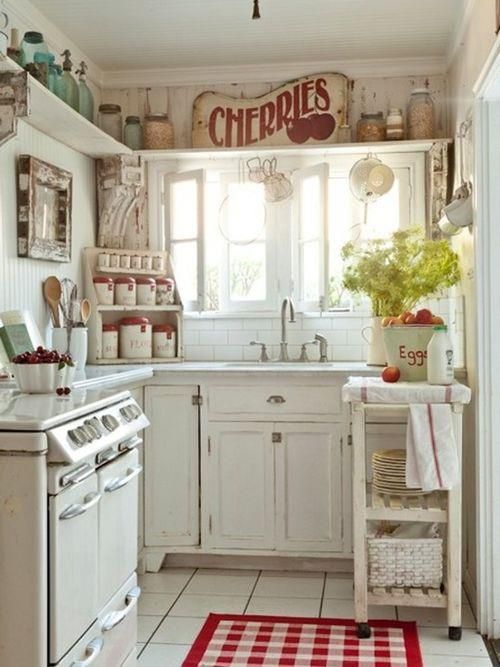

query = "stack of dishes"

[{"left": 372, "top": 449, "right": 425, "bottom": 496}]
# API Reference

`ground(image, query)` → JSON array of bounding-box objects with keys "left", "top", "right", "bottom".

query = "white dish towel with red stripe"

[{"left": 406, "top": 403, "right": 459, "bottom": 491}]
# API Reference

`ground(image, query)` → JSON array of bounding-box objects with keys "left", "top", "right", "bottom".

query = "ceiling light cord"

[{"left": 252, "top": 0, "right": 261, "bottom": 20}]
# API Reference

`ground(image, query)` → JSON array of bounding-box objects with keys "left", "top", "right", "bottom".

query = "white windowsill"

[{"left": 183, "top": 310, "right": 371, "bottom": 319}]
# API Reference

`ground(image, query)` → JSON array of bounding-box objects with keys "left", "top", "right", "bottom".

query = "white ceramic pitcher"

[{"left": 361, "top": 316, "right": 387, "bottom": 366}]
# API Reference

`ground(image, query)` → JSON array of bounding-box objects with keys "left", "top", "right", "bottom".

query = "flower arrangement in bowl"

[
  {"left": 12, "top": 347, "right": 75, "bottom": 394},
  {"left": 341, "top": 227, "right": 461, "bottom": 366}
]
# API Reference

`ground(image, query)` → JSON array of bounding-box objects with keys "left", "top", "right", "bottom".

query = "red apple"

[
  {"left": 309, "top": 113, "right": 336, "bottom": 140},
  {"left": 382, "top": 366, "right": 401, "bottom": 383},
  {"left": 415, "top": 308, "right": 433, "bottom": 325},
  {"left": 286, "top": 117, "right": 312, "bottom": 144}
]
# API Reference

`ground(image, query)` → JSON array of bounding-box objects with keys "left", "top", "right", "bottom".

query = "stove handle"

[
  {"left": 104, "top": 465, "right": 142, "bottom": 493},
  {"left": 59, "top": 492, "right": 101, "bottom": 521},
  {"left": 102, "top": 585, "right": 141, "bottom": 632},
  {"left": 70, "top": 637, "right": 104, "bottom": 666}
]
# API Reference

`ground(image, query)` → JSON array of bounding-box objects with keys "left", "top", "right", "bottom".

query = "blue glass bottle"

[
  {"left": 60, "top": 49, "right": 78, "bottom": 111},
  {"left": 76, "top": 61, "right": 94, "bottom": 122}
]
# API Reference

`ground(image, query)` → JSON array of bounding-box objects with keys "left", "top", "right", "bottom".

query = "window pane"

[
  {"left": 229, "top": 243, "right": 266, "bottom": 301},
  {"left": 301, "top": 241, "right": 319, "bottom": 301},
  {"left": 300, "top": 175, "right": 320, "bottom": 239},
  {"left": 172, "top": 241, "right": 197, "bottom": 302},
  {"left": 361, "top": 176, "right": 401, "bottom": 240},
  {"left": 205, "top": 180, "right": 221, "bottom": 311},
  {"left": 224, "top": 182, "right": 266, "bottom": 243},
  {"left": 171, "top": 179, "right": 198, "bottom": 240}
]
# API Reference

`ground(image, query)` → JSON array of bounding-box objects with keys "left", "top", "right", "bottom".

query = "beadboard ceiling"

[{"left": 29, "top": 0, "right": 465, "bottom": 75}]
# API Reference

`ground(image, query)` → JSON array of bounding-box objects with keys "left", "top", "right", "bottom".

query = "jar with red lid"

[
  {"left": 102, "top": 324, "right": 118, "bottom": 359},
  {"left": 93, "top": 276, "right": 114, "bottom": 305},
  {"left": 119, "top": 317, "right": 152, "bottom": 359},
  {"left": 156, "top": 278, "right": 175, "bottom": 305},
  {"left": 153, "top": 324, "right": 176, "bottom": 358},
  {"left": 115, "top": 276, "right": 136, "bottom": 306},
  {"left": 137, "top": 277, "right": 156, "bottom": 306}
]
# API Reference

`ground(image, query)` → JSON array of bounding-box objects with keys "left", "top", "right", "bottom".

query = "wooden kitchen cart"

[{"left": 346, "top": 388, "right": 468, "bottom": 641}]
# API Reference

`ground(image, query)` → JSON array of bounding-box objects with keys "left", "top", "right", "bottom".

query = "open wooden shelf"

[
  {"left": 366, "top": 484, "right": 448, "bottom": 523},
  {"left": 97, "top": 266, "right": 166, "bottom": 277},
  {"left": 0, "top": 56, "right": 131, "bottom": 158},
  {"left": 96, "top": 304, "right": 181, "bottom": 312},
  {"left": 368, "top": 587, "right": 447, "bottom": 607}
]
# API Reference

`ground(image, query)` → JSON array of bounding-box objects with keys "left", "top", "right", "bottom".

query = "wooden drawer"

[{"left": 207, "top": 384, "right": 342, "bottom": 421}]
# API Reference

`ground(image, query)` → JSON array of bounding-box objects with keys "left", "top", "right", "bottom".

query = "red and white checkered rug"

[{"left": 182, "top": 614, "right": 423, "bottom": 667}]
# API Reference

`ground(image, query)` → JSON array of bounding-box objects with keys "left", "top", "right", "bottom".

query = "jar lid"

[
  {"left": 102, "top": 324, "right": 118, "bottom": 332},
  {"left": 153, "top": 324, "right": 175, "bottom": 333},
  {"left": 137, "top": 277, "right": 156, "bottom": 285},
  {"left": 145, "top": 112, "right": 168, "bottom": 120},
  {"left": 125, "top": 115, "right": 140, "bottom": 123},
  {"left": 361, "top": 111, "right": 384, "bottom": 118},
  {"left": 93, "top": 276, "right": 114, "bottom": 283},
  {"left": 120, "top": 317, "right": 151, "bottom": 326},
  {"left": 114, "top": 276, "right": 136, "bottom": 284},
  {"left": 23, "top": 31, "right": 44, "bottom": 43},
  {"left": 99, "top": 103, "right": 121, "bottom": 113},
  {"left": 156, "top": 277, "right": 174, "bottom": 284},
  {"left": 411, "top": 88, "right": 431, "bottom": 95}
]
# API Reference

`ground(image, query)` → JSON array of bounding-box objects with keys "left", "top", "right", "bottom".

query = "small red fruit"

[
  {"left": 415, "top": 308, "right": 433, "bottom": 325},
  {"left": 56, "top": 387, "right": 64, "bottom": 396},
  {"left": 64, "top": 387, "right": 71, "bottom": 395},
  {"left": 382, "top": 366, "right": 401, "bottom": 383}
]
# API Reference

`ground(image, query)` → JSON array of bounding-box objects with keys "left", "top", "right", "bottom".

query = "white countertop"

[{"left": 88, "top": 361, "right": 379, "bottom": 374}]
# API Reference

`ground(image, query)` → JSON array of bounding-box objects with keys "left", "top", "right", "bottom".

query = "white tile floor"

[{"left": 136, "top": 568, "right": 492, "bottom": 667}]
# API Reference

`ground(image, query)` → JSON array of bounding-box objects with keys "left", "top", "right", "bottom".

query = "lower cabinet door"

[
  {"left": 275, "top": 423, "right": 343, "bottom": 552},
  {"left": 206, "top": 422, "right": 274, "bottom": 550}
]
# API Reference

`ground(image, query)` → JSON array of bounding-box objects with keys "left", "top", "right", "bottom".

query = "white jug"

[{"left": 361, "top": 316, "right": 387, "bottom": 366}]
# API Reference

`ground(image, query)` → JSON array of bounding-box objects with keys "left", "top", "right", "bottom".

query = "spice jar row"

[
  {"left": 94, "top": 276, "right": 176, "bottom": 306},
  {"left": 102, "top": 319, "right": 177, "bottom": 360},
  {"left": 97, "top": 104, "right": 174, "bottom": 150},
  {"left": 97, "top": 251, "right": 165, "bottom": 272},
  {"left": 355, "top": 89, "right": 435, "bottom": 143}
]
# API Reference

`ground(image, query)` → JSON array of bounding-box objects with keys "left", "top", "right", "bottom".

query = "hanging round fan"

[{"left": 349, "top": 156, "right": 395, "bottom": 204}]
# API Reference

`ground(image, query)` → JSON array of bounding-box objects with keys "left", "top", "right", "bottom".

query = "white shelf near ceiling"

[{"left": 0, "top": 55, "right": 131, "bottom": 158}]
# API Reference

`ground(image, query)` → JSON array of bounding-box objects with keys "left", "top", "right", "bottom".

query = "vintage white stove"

[{"left": 0, "top": 387, "right": 149, "bottom": 667}]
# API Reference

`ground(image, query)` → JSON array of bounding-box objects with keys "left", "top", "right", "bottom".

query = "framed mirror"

[{"left": 17, "top": 155, "right": 72, "bottom": 262}]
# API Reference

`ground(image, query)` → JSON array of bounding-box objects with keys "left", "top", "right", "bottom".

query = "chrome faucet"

[
  {"left": 314, "top": 332, "right": 329, "bottom": 362},
  {"left": 278, "top": 297, "right": 296, "bottom": 361}
]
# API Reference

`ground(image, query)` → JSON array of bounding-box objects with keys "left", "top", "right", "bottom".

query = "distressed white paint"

[{"left": 0, "top": 121, "right": 96, "bottom": 343}]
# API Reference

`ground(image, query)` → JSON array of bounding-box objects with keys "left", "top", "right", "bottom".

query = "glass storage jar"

[
  {"left": 119, "top": 317, "right": 152, "bottom": 359},
  {"left": 386, "top": 108, "right": 404, "bottom": 140},
  {"left": 98, "top": 103, "right": 122, "bottom": 142},
  {"left": 19, "top": 31, "right": 48, "bottom": 67},
  {"left": 143, "top": 113, "right": 174, "bottom": 149},
  {"left": 356, "top": 112, "right": 386, "bottom": 142},
  {"left": 407, "top": 89, "right": 435, "bottom": 140},
  {"left": 124, "top": 116, "right": 143, "bottom": 150}
]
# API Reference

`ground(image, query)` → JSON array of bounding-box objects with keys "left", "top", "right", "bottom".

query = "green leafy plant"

[{"left": 341, "top": 227, "right": 461, "bottom": 316}]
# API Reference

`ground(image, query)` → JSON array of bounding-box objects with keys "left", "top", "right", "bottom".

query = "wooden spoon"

[
  {"left": 80, "top": 298, "right": 91, "bottom": 325},
  {"left": 43, "top": 276, "right": 62, "bottom": 328}
]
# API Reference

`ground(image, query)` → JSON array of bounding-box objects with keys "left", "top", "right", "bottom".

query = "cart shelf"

[{"left": 366, "top": 484, "right": 448, "bottom": 522}]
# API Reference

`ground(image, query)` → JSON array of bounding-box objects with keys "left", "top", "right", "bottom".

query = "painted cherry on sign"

[
  {"left": 309, "top": 112, "right": 336, "bottom": 140},
  {"left": 286, "top": 117, "right": 312, "bottom": 143}
]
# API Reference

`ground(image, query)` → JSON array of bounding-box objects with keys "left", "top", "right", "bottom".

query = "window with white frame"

[{"left": 160, "top": 151, "right": 425, "bottom": 313}]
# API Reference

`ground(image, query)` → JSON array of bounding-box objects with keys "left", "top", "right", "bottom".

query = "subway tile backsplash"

[{"left": 182, "top": 296, "right": 465, "bottom": 366}]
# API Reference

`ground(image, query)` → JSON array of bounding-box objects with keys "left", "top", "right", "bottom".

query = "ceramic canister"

[
  {"left": 153, "top": 324, "right": 176, "bottom": 358},
  {"left": 156, "top": 278, "right": 175, "bottom": 305},
  {"left": 93, "top": 276, "right": 114, "bottom": 305},
  {"left": 102, "top": 324, "right": 118, "bottom": 359},
  {"left": 137, "top": 277, "right": 156, "bottom": 306},
  {"left": 119, "top": 317, "right": 152, "bottom": 359},
  {"left": 115, "top": 276, "right": 136, "bottom": 306}
]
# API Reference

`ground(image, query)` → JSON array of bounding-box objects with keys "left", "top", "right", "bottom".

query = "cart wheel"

[
  {"left": 357, "top": 623, "right": 371, "bottom": 639},
  {"left": 448, "top": 626, "right": 462, "bottom": 640}
]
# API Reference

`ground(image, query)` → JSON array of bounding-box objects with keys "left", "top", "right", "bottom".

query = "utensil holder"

[{"left": 51, "top": 327, "right": 88, "bottom": 370}]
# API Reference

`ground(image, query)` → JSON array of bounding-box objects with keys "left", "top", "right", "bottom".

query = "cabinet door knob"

[{"left": 267, "top": 395, "right": 286, "bottom": 404}]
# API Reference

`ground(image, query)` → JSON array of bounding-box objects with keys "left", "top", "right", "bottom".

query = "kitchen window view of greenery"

[{"left": 163, "top": 152, "right": 424, "bottom": 314}]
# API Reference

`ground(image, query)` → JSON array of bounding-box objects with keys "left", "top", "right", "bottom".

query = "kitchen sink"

[{"left": 220, "top": 361, "right": 334, "bottom": 368}]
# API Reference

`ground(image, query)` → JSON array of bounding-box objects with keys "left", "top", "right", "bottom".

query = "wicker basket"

[{"left": 368, "top": 537, "right": 443, "bottom": 588}]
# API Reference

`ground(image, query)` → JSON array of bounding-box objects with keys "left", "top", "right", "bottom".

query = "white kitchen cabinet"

[
  {"left": 144, "top": 386, "right": 199, "bottom": 547},
  {"left": 275, "top": 423, "right": 343, "bottom": 552},
  {"left": 206, "top": 422, "right": 275, "bottom": 550}
]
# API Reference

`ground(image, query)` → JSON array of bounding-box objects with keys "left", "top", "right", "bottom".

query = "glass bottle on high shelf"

[
  {"left": 19, "top": 31, "right": 48, "bottom": 67},
  {"left": 76, "top": 61, "right": 94, "bottom": 122},
  {"left": 60, "top": 49, "right": 79, "bottom": 111},
  {"left": 53, "top": 65, "right": 66, "bottom": 101}
]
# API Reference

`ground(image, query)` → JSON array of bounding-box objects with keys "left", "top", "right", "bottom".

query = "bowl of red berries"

[{"left": 11, "top": 347, "right": 75, "bottom": 394}]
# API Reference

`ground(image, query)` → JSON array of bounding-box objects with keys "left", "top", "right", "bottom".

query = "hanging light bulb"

[{"left": 252, "top": 0, "right": 261, "bottom": 20}]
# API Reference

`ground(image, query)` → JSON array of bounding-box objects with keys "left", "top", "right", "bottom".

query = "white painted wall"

[
  {"left": 0, "top": 122, "right": 96, "bottom": 341},
  {"left": 446, "top": 0, "right": 497, "bottom": 607}
]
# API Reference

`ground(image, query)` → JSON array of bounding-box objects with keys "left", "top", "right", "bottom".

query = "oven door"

[
  {"left": 98, "top": 448, "right": 142, "bottom": 608},
  {"left": 49, "top": 473, "right": 100, "bottom": 665}
]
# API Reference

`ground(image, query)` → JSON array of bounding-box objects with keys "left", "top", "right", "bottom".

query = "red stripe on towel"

[
  {"left": 361, "top": 381, "right": 367, "bottom": 402},
  {"left": 427, "top": 404, "right": 444, "bottom": 489},
  {"left": 445, "top": 385, "right": 452, "bottom": 402}
]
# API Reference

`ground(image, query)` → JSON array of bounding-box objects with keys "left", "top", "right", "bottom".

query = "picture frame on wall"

[{"left": 17, "top": 155, "right": 72, "bottom": 262}]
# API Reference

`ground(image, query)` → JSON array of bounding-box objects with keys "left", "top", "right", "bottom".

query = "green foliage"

[
  {"left": 341, "top": 227, "right": 461, "bottom": 316},
  {"left": 230, "top": 260, "right": 262, "bottom": 298}
]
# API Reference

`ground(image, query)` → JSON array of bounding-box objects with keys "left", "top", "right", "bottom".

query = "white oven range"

[{"left": 0, "top": 388, "right": 149, "bottom": 667}]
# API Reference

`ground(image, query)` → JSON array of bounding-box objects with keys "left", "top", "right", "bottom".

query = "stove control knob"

[
  {"left": 84, "top": 419, "right": 101, "bottom": 439},
  {"left": 102, "top": 414, "right": 119, "bottom": 432},
  {"left": 68, "top": 429, "right": 82, "bottom": 446},
  {"left": 119, "top": 407, "right": 132, "bottom": 422},
  {"left": 77, "top": 426, "right": 92, "bottom": 443},
  {"left": 131, "top": 405, "right": 142, "bottom": 418}
]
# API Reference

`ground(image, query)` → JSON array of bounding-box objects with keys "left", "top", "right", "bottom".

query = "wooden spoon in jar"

[
  {"left": 80, "top": 298, "right": 91, "bottom": 325},
  {"left": 43, "top": 276, "right": 62, "bottom": 328}
]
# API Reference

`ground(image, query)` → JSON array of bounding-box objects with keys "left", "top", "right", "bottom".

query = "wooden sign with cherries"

[{"left": 192, "top": 73, "right": 348, "bottom": 148}]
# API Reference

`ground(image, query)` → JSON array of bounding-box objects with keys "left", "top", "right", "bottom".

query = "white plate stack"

[{"left": 372, "top": 449, "right": 425, "bottom": 496}]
